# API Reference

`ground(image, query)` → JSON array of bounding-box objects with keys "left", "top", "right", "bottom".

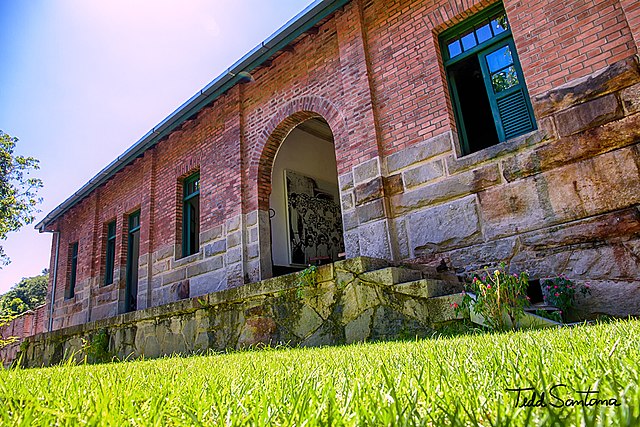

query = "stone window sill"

[
  {"left": 448, "top": 129, "right": 550, "bottom": 174},
  {"left": 172, "top": 250, "right": 202, "bottom": 268}
]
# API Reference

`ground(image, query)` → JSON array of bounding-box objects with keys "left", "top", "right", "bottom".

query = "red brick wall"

[
  {"left": 0, "top": 305, "right": 46, "bottom": 339},
  {"left": 44, "top": 0, "right": 639, "bottom": 328}
]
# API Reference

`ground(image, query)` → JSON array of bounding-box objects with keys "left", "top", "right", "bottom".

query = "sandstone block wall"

[{"left": 18, "top": 258, "right": 465, "bottom": 368}]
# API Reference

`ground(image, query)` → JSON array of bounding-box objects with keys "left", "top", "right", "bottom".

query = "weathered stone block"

[
  {"left": 545, "top": 147, "right": 640, "bottom": 222},
  {"left": 402, "top": 160, "right": 444, "bottom": 188},
  {"left": 447, "top": 130, "right": 549, "bottom": 175},
  {"left": 338, "top": 172, "right": 354, "bottom": 191},
  {"left": 226, "top": 247, "right": 242, "bottom": 264},
  {"left": 533, "top": 56, "right": 640, "bottom": 117},
  {"left": 344, "top": 308, "right": 373, "bottom": 344},
  {"left": 504, "top": 114, "right": 640, "bottom": 182},
  {"left": 226, "top": 215, "right": 241, "bottom": 232},
  {"left": 520, "top": 207, "right": 640, "bottom": 250},
  {"left": 237, "top": 317, "right": 277, "bottom": 348},
  {"left": 341, "top": 192, "right": 354, "bottom": 210},
  {"left": 246, "top": 210, "right": 258, "bottom": 227},
  {"left": 391, "top": 217, "right": 410, "bottom": 260},
  {"left": 479, "top": 177, "right": 548, "bottom": 240},
  {"left": 358, "top": 220, "right": 392, "bottom": 259},
  {"left": 161, "top": 268, "right": 186, "bottom": 286},
  {"left": 393, "top": 278, "right": 461, "bottom": 299},
  {"left": 342, "top": 210, "right": 358, "bottom": 231},
  {"left": 574, "top": 280, "right": 640, "bottom": 318},
  {"left": 204, "top": 240, "right": 226, "bottom": 257},
  {"left": 189, "top": 269, "right": 227, "bottom": 297},
  {"left": 355, "top": 177, "right": 384, "bottom": 205},
  {"left": 386, "top": 132, "right": 452, "bottom": 173},
  {"left": 226, "top": 230, "right": 242, "bottom": 248},
  {"left": 406, "top": 196, "right": 482, "bottom": 255},
  {"left": 383, "top": 174, "right": 403, "bottom": 196},
  {"left": 359, "top": 267, "right": 422, "bottom": 286},
  {"left": 356, "top": 199, "right": 385, "bottom": 224},
  {"left": 448, "top": 237, "right": 519, "bottom": 273},
  {"left": 300, "top": 322, "right": 338, "bottom": 347},
  {"left": 427, "top": 294, "right": 465, "bottom": 323},
  {"left": 621, "top": 83, "right": 640, "bottom": 115},
  {"left": 247, "top": 243, "right": 259, "bottom": 259},
  {"left": 187, "top": 257, "right": 224, "bottom": 278},
  {"left": 353, "top": 158, "right": 381, "bottom": 184},
  {"left": 392, "top": 164, "right": 500, "bottom": 216},
  {"left": 291, "top": 305, "right": 323, "bottom": 339},
  {"left": 555, "top": 94, "right": 623, "bottom": 137},
  {"left": 200, "top": 225, "right": 223, "bottom": 244},
  {"left": 152, "top": 245, "right": 174, "bottom": 263}
]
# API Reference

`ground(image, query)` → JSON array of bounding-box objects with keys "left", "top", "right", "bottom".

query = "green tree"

[
  {"left": 0, "top": 270, "right": 49, "bottom": 316},
  {"left": 0, "top": 130, "right": 43, "bottom": 266}
]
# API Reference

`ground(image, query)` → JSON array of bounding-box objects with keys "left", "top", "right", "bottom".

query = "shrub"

[
  {"left": 459, "top": 264, "right": 530, "bottom": 331},
  {"left": 542, "top": 276, "right": 591, "bottom": 314}
]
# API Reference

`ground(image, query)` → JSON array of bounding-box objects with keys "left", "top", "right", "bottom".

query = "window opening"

[
  {"left": 104, "top": 221, "right": 116, "bottom": 285},
  {"left": 66, "top": 242, "right": 78, "bottom": 299},
  {"left": 182, "top": 173, "right": 200, "bottom": 257},
  {"left": 441, "top": 4, "right": 535, "bottom": 155}
]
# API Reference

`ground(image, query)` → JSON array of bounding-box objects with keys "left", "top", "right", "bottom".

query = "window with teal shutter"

[
  {"left": 441, "top": 4, "right": 536, "bottom": 155},
  {"left": 182, "top": 173, "right": 200, "bottom": 258}
]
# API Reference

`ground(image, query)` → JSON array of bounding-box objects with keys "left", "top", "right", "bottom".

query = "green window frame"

[
  {"left": 441, "top": 3, "right": 536, "bottom": 155},
  {"left": 182, "top": 173, "right": 200, "bottom": 258},
  {"left": 66, "top": 242, "right": 78, "bottom": 299},
  {"left": 104, "top": 221, "right": 116, "bottom": 286}
]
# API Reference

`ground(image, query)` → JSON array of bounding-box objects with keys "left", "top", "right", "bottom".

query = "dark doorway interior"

[
  {"left": 125, "top": 211, "right": 140, "bottom": 313},
  {"left": 449, "top": 55, "right": 499, "bottom": 153}
]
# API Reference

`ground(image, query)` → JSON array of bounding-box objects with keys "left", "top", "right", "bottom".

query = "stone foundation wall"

[
  {"left": 16, "top": 257, "right": 465, "bottom": 368},
  {"left": 359, "top": 57, "right": 640, "bottom": 318}
]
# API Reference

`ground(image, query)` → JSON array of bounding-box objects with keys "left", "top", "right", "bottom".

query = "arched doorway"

[{"left": 268, "top": 117, "right": 345, "bottom": 276}]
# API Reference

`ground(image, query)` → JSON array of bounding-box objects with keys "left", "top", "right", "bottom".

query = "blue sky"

[{"left": 0, "top": 0, "right": 314, "bottom": 293}]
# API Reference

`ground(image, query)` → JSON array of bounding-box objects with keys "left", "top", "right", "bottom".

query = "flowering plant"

[
  {"left": 457, "top": 263, "right": 530, "bottom": 331},
  {"left": 542, "top": 276, "right": 591, "bottom": 313}
]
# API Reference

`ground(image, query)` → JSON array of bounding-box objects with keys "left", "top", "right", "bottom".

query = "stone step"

[
  {"left": 333, "top": 256, "right": 391, "bottom": 275},
  {"left": 392, "top": 279, "right": 464, "bottom": 299},
  {"left": 398, "top": 261, "right": 462, "bottom": 285},
  {"left": 359, "top": 266, "right": 423, "bottom": 286},
  {"left": 524, "top": 304, "right": 560, "bottom": 313}
]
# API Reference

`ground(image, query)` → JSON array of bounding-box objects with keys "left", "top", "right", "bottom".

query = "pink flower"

[
  {"left": 450, "top": 302, "right": 459, "bottom": 309},
  {"left": 546, "top": 285, "right": 551, "bottom": 290},
  {"left": 554, "top": 286, "right": 558, "bottom": 289},
  {"left": 487, "top": 285, "right": 492, "bottom": 289},
  {"left": 555, "top": 292, "right": 560, "bottom": 297}
]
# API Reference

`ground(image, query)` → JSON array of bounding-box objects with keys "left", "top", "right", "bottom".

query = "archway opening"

[{"left": 268, "top": 117, "right": 345, "bottom": 277}]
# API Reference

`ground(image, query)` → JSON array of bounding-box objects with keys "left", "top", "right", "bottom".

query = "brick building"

[{"left": 36, "top": 0, "right": 640, "bottom": 332}]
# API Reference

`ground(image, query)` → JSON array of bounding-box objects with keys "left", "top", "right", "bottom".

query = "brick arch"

[
  {"left": 425, "top": 0, "right": 495, "bottom": 33},
  {"left": 251, "top": 95, "right": 348, "bottom": 211}
]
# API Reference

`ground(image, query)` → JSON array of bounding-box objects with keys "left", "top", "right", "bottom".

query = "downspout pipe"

[{"left": 47, "top": 231, "right": 60, "bottom": 332}]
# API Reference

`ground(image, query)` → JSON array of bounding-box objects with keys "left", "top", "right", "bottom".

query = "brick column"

[
  {"left": 137, "top": 149, "right": 156, "bottom": 309},
  {"left": 335, "top": 0, "right": 395, "bottom": 260}
]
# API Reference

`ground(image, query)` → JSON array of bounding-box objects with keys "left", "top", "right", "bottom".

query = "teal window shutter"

[{"left": 478, "top": 39, "right": 535, "bottom": 141}]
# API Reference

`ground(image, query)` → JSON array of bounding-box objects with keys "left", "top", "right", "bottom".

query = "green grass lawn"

[{"left": 1, "top": 319, "right": 638, "bottom": 426}]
